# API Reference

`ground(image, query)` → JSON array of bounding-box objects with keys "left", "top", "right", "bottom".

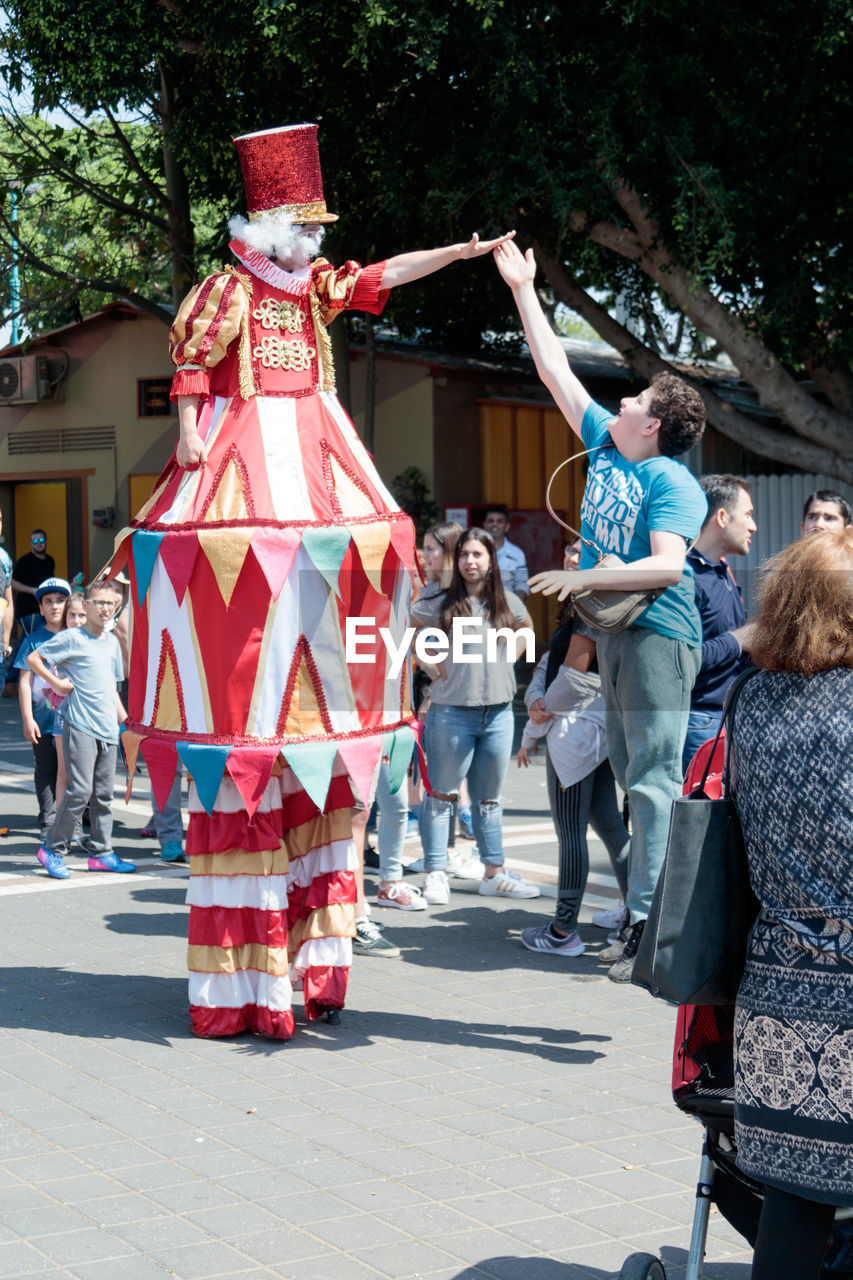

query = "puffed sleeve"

[
  {"left": 311, "top": 257, "right": 390, "bottom": 322},
  {"left": 169, "top": 272, "right": 250, "bottom": 400}
]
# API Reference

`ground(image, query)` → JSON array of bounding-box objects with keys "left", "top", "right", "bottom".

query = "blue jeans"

[
  {"left": 420, "top": 702, "right": 514, "bottom": 872},
  {"left": 375, "top": 761, "right": 409, "bottom": 882},
  {"left": 682, "top": 709, "right": 722, "bottom": 777}
]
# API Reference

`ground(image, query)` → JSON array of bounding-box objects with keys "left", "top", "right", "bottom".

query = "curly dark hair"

[{"left": 649, "top": 373, "right": 706, "bottom": 458}]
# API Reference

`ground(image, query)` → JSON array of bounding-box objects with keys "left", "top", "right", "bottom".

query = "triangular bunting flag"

[
  {"left": 197, "top": 527, "right": 255, "bottom": 607},
  {"left": 251, "top": 526, "right": 301, "bottom": 600},
  {"left": 106, "top": 528, "right": 133, "bottom": 580},
  {"left": 138, "top": 736, "right": 179, "bottom": 812},
  {"left": 177, "top": 741, "right": 231, "bottom": 816},
  {"left": 131, "top": 530, "right": 166, "bottom": 603},
  {"left": 225, "top": 745, "right": 281, "bottom": 820},
  {"left": 387, "top": 724, "right": 415, "bottom": 794},
  {"left": 389, "top": 518, "right": 415, "bottom": 567},
  {"left": 120, "top": 728, "right": 143, "bottom": 801},
  {"left": 337, "top": 734, "right": 384, "bottom": 808},
  {"left": 158, "top": 531, "right": 201, "bottom": 606},
  {"left": 348, "top": 522, "right": 392, "bottom": 596},
  {"left": 280, "top": 740, "right": 338, "bottom": 813},
  {"left": 301, "top": 526, "right": 351, "bottom": 598}
]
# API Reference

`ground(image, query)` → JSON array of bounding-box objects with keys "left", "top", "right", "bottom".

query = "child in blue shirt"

[
  {"left": 27, "top": 580, "right": 135, "bottom": 879},
  {"left": 494, "top": 239, "right": 707, "bottom": 980}
]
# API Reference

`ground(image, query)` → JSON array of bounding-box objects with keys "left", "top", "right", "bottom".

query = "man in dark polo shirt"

[{"left": 683, "top": 474, "right": 757, "bottom": 773}]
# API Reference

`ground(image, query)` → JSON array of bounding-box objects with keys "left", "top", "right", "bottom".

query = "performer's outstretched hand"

[
  {"left": 493, "top": 239, "right": 537, "bottom": 289},
  {"left": 458, "top": 230, "right": 517, "bottom": 259},
  {"left": 528, "top": 569, "right": 579, "bottom": 602}
]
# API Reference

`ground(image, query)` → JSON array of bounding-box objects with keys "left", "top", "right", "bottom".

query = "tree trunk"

[{"left": 158, "top": 59, "right": 195, "bottom": 315}]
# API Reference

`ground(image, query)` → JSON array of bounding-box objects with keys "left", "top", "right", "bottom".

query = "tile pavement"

[{"left": 0, "top": 695, "right": 753, "bottom": 1279}]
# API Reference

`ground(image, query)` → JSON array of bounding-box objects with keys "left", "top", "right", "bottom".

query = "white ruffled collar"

[{"left": 228, "top": 239, "right": 311, "bottom": 294}]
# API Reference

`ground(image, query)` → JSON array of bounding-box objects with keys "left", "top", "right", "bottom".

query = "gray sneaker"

[
  {"left": 607, "top": 920, "right": 645, "bottom": 983},
  {"left": 353, "top": 917, "right": 401, "bottom": 958}
]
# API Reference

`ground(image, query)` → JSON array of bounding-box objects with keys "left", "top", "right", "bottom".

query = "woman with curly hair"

[{"left": 729, "top": 529, "right": 853, "bottom": 1279}]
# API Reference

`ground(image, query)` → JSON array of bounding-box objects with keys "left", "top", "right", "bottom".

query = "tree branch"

[
  {"left": 584, "top": 180, "right": 853, "bottom": 458},
  {"left": 0, "top": 223, "right": 172, "bottom": 326},
  {"left": 103, "top": 104, "right": 169, "bottom": 209},
  {"left": 533, "top": 243, "right": 853, "bottom": 484},
  {"left": 1, "top": 103, "right": 169, "bottom": 232}
]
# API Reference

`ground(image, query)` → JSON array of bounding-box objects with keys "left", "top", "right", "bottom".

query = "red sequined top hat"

[{"left": 233, "top": 123, "right": 338, "bottom": 224}]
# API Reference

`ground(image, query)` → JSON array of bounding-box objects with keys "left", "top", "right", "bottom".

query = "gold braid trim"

[
  {"left": 309, "top": 288, "right": 336, "bottom": 393},
  {"left": 223, "top": 266, "right": 256, "bottom": 401}
]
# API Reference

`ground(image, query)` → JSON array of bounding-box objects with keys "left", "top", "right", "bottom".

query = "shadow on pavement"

[
  {"left": 0, "top": 967, "right": 189, "bottom": 1044},
  {"left": 448, "top": 1251, "right": 751, "bottom": 1278},
  {"left": 103, "top": 883, "right": 189, "bottom": 937},
  {"left": 235, "top": 1006, "right": 610, "bottom": 1064}
]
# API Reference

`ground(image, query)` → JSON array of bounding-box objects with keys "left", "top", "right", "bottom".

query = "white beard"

[{"left": 229, "top": 215, "right": 325, "bottom": 267}]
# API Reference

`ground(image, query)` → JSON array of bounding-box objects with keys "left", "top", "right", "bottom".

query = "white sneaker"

[
  {"left": 453, "top": 854, "right": 485, "bottom": 880},
  {"left": 408, "top": 852, "right": 460, "bottom": 875},
  {"left": 423, "top": 870, "right": 451, "bottom": 905},
  {"left": 592, "top": 903, "right": 628, "bottom": 932},
  {"left": 376, "top": 881, "right": 427, "bottom": 911},
  {"left": 478, "top": 869, "right": 541, "bottom": 899}
]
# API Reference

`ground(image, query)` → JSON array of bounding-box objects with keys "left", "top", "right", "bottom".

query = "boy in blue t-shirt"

[
  {"left": 27, "top": 581, "right": 135, "bottom": 879},
  {"left": 494, "top": 240, "right": 707, "bottom": 980}
]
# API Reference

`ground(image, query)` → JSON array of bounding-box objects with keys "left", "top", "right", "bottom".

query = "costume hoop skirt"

[{"left": 108, "top": 243, "right": 421, "bottom": 1038}]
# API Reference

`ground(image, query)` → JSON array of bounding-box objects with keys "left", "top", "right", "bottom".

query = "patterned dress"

[
  {"left": 730, "top": 667, "right": 853, "bottom": 1204},
  {"left": 109, "top": 239, "right": 420, "bottom": 1038}
]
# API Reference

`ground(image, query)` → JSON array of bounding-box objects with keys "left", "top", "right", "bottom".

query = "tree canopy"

[{"left": 2, "top": 0, "right": 852, "bottom": 479}]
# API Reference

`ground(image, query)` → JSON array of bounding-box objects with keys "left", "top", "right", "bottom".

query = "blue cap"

[{"left": 35, "top": 577, "right": 72, "bottom": 602}]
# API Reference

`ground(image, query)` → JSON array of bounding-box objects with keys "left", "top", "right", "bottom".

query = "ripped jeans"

[{"left": 420, "top": 702, "right": 514, "bottom": 872}]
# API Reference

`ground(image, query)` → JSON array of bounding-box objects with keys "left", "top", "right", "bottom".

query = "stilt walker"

[{"left": 107, "top": 124, "right": 513, "bottom": 1037}]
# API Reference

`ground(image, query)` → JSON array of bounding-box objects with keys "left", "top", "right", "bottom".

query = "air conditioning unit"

[{"left": 0, "top": 355, "right": 52, "bottom": 406}]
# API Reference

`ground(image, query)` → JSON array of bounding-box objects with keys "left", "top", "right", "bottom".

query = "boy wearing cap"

[
  {"left": 14, "top": 577, "right": 70, "bottom": 840},
  {"left": 27, "top": 581, "right": 134, "bottom": 879}
]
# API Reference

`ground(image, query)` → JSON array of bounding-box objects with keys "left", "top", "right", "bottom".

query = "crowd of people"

[{"left": 1, "top": 165, "right": 851, "bottom": 1277}]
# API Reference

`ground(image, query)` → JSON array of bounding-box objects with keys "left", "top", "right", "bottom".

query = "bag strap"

[
  {"left": 545, "top": 443, "right": 698, "bottom": 561},
  {"left": 544, "top": 445, "right": 606, "bottom": 555},
  {"left": 721, "top": 666, "right": 760, "bottom": 796},
  {"left": 694, "top": 666, "right": 758, "bottom": 796}
]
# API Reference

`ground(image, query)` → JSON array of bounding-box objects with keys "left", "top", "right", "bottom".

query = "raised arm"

[
  {"left": 493, "top": 241, "right": 591, "bottom": 438},
  {"left": 380, "top": 231, "right": 515, "bottom": 290}
]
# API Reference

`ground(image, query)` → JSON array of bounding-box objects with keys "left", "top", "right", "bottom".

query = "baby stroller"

[{"left": 618, "top": 737, "right": 853, "bottom": 1280}]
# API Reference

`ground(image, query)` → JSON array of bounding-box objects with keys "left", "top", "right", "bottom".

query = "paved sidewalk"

[{"left": 0, "top": 694, "right": 752, "bottom": 1280}]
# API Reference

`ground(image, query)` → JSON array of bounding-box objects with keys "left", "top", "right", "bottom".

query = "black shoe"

[{"left": 607, "top": 919, "right": 645, "bottom": 984}]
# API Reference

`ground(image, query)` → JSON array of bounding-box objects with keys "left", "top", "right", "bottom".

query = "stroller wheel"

[{"left": 619, "top": 1253, "right": 666, "bottom": 1280}]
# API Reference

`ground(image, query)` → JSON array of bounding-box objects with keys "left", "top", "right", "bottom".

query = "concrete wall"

[{"left": 0, "top": 311, "right": 176, "bottom": 574}]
